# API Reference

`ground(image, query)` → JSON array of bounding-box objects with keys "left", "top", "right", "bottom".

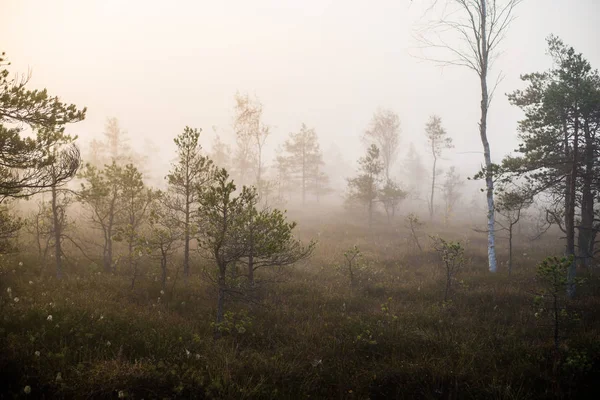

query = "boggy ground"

[{"left": 1, "top": 214, "right": 599, "bottom": 399}]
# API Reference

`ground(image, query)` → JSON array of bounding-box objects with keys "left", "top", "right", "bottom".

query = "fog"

[
  {"left": 3, "top": 2, "right": 600, "bottom": 398},
  {"left": 3, "top": 0, "right": 599, "bottom": 190}
]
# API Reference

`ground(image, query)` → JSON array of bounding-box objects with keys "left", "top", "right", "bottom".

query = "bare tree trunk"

[
  {"left": 248, "top": 234, "right": 255, "bottom": 287},
  {"left": 430, "top": 156, "right": 437, "bottom": 220},
  {"left": 444, "top": 268, "right": 451, "bottom": 302},
  {"left": 215, "top": 265, "right": 226, "bottom": 339},
  {"left": 302, "top": 147, "right": 306, "bottom": 206},
  {"left": 368, "top": 198, "right": 373, "bottom": 228},
  {"left": 51, "top": 185, "right": 63, "bottom": 279},
  {"left": 579, "top": 121, "right": 594, "bottom": 267},
  {"left": 508, "top": 224, "right": 513, "bottom": 276},
  {"left": 566, "top": 117, "right": 579, "bottom": 298},
  {"left": 161, "top": 253, "right": 167, "bottom": 289},
  {"left": 184, "top": 187, "right": 190, "bottom": 283},
  {"left": 478, "top": 0, "right": 497, "bottom": 273}
]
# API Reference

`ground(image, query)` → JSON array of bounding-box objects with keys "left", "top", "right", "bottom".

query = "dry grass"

[{"left": 1, "top": 214, "right": 599, "bottom": 399}]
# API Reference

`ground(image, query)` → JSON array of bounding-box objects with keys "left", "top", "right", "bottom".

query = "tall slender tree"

[
  {"left": 167, "top": 127, "right": 214, "bottom": 282},
  {"left": 233, "top": 92, "right": 270, "bottom": 193},
  {"left": 424, "top": 115, "right": 453, "bottom": 219},
  {"left": 417, "top": 0, "right": 522, "bottom": 272},
  {"left": 363, "top": 108, "right": 401, "bottom": 181},
  {"left": 115, "top": 164, "right": 155, "bottom": 289},
  {"left": 279, "top": 123, "right": 324, "bottom": 205}
]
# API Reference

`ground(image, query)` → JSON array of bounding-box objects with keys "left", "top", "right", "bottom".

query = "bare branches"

[{"left": 413, "top": 0, "right": 522, "bottom": 77}]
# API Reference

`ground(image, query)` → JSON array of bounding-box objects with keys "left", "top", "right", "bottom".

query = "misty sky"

[{"left": 2, "top": 0, "right": 600, "bottom": 185}]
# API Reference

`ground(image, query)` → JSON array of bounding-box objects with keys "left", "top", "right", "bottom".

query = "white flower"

[
  {"left": 47, "top": 315, "right": 53, "bottom": 322},
  {"left": 28, "top": 281, "right": 33, "bottom": 285},
  {"left": 185, "top": 348, "right": 190, "bottom": 358},
  {"left": 99, "top": 314, "right": 104, "bottom": 320},
  {"left": 34, "top": 351, "right": 40, "bottom": 357},
  {"left": 13, "top": 297, "right": 19, "bottom": 303},
  {"left": 160, "top": 290, "right": 164, "bottom": 295},
  {"left": 195, "top": 353, "right": 201, "bottom": 360},
  {"left": 6, "top": 287, "right": 11, "bottom": 294},
  {"left": 18, "top": 261, "right": 23, "bottom": 267},
  {"left": 24, "top": 385, "right": 31, "bottom": 394},
  {"left": 118, "top": 390, "right": 126, "bottom": 399},
  {"left": 138, "top": 250, "right": 143, "bottom": 257},
  {"left": 106, "top": 341, "right": 111, "bottom": 347}
]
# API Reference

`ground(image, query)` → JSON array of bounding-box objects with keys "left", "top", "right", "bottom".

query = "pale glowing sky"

[{"left": 2, "top": 0, "right": 599, "bottom": 185}]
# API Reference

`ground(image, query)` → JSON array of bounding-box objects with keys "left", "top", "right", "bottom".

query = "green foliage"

[
  {"left": 0, "top": 53, "right": 85, "bottom": 200},
  {"left": 278, "top": 123, "right": 325, "bottom": 203},
  {"left": 424, "top": 115, "right": 453, "bottom": 158},
  {"left": 363, "top": 108, "right": 401, "bottom": 181},
  {"left": 536, "top": 256, "right": 574, "bottom": 298},
  {"left": 534, "top": 255, "right": 583, "bottom": 350},
  {"left": 166, "top": 125, "right": 215, "bottom": 279},
  {"left": 346, "top": 144, "right": 383, "bottom": 226},
  {"left": 79, "top": 162, "right": 153, "bottom": 275},
  {"left": 210, "top": 310, "right": 254, "bottom": 336},
  {"left": 379, "top": 179, "right": 407, "bottom": 222},
  {"left": 405, "top": 212, "right": 424, "bottom": 251},
  {"left": 430, "top": 236, "right": 466, "bottom": 302},
  {"left": 337, "top": 245, "right": 369, "bottom": 288}
]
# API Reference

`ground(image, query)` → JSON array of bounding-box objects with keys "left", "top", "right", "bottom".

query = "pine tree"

[
  {"left": 279, "top": 123, "right": 324, "bottom": 205},
  {"left": 347, "top": 144, "right": 384, "bottom": 228},
  {"left": 166, "top": 127, "right": 214, "bottom": 282}
]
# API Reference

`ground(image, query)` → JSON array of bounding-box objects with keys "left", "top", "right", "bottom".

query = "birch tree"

[
  {"left": 233, "top": 92, "right": 270, "bottom": 193},
  {"left": 364, "top": 108, "right": 401, "bottom": 181},
  {"left": 416, "top": 0, "right": 522, "bottom": 272}
]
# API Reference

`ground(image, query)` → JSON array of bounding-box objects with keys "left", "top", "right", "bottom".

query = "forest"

[{"left": 1, "top": 0, "right": 600, "bottom": 399}]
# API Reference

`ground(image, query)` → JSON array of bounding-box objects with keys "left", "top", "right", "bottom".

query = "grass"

[{"left": 0, "top": 217, "right": 599, "bottom": 399}]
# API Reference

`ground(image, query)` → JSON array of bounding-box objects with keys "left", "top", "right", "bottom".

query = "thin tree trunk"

[
  {"left": 508, "top": 225, "right": 513, "bottom": 276},
  {"left": 215, "top": 266, "right": 226, "bottom": 339},
  {"left": 578, "top": 120, "right": 594, "bottom": 267},
  {"left": 248, "top": 232, "right": 255, "bottom": 287},
  {"left": 444, "top": 268, "right": 450, "bottom": 302},
  {"left": 161, "top": 253, "right": 167, "bottom": 289},
  {"left": 51, "top": 185, "right": 63, "bottom": 279},
  {"left": 478, "top": 0, "right": 498, "bottom": 274},
  {"left": 553, "top": 293, "right": 559, "bottom": 351},
  {"left": 430, "top": 156, "right": 437, "bottom": 220},
  {"left": 184, "top": 190, "right": 190, "bottom": 282},
  {"left": 302, "top": 147, "right": 306, "bottom": 206},
  {"left": 566, "top": 115, "right": 579, "bottom": 298}
]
